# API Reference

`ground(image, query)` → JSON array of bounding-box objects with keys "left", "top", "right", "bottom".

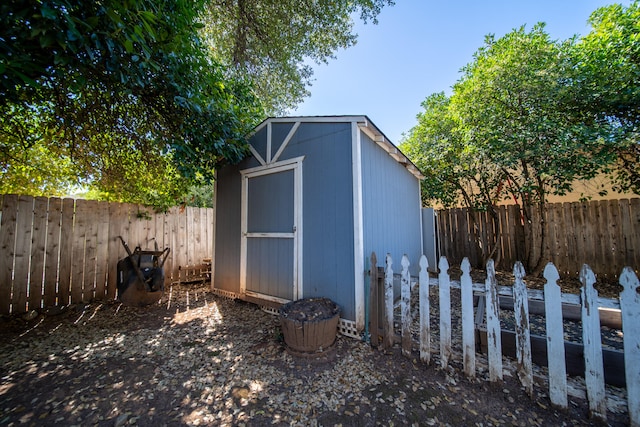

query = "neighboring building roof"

[{"left": 251, "top": 116, "right": 425, "bottom": 180}]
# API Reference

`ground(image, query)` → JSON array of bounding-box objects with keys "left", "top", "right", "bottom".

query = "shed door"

[{"left": 240, "top": 159, "right": 302, "bottom": 303}]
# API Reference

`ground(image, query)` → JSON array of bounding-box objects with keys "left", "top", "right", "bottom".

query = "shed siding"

[
  {"left": 213, "top": 164, "right": 242, "bottom": 292},
  {"left": 277, "top": 122, "right": 357, "bottom": 321},
  {"left": 361, "top": 131, "right": 423, "bottom": 279},
  {"left": 214, "top": 156, "right": 262, "bottom": 293},
  {"left": 271, "top": 122, "right": 295, "bottom": 159},
  {"left": 251, "top": 127, "right": 268, "bottom": 162}
]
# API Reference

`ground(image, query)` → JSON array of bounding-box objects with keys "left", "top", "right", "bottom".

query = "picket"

[
  {"left": 580, "top": 264, "right": 607, "bottom": 421},
  {"left": 384, "top": 254, "right": 394, "bottom": 349},
  {"left": 543, "top": 263, "right": 568, "bottom": 409},
  {"left": 485, "top": 259, "right": 503, "bottom": 382},
  {"left": 620, "top": 267, "right": 640, "bottom": 426},
  {"left": 438, "top": 256, "right": 452, "bottom": 369},
  {"left": 460, "top": 257, "right": 475, "bottom": 378},
  {"left": 512, "top": 261, "right": 533, "bottom": 396},
  {"left": 369, "top": 252, "right": 379, "bottom": 348},
  {"left": 419, "top": 255, "right": 430, "bottom": 364},
  {"left": 401, "top": 255, "right": 411, "bottom": 357},
  {"left": 369, "top": 251, "right": 638, "bottom": 421}
]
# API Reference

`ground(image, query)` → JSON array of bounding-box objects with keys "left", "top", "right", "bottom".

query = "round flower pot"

[{"left": 279, "top": 298, "right": 340, "bottom": 358}]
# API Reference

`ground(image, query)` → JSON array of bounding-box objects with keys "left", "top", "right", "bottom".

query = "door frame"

[{"left": 239, "top": 156, "right": 304, "bottom": 304}]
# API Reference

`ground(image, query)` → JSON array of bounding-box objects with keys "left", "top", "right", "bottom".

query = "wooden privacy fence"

[
  {"left": 369, "top": 252, "right": 639, "bottom": 425},
  {"left": 0, "top": 194, "right": 214, "bottom": 315},
  {"left": 437, "top": 198, "right": 640, "bottom": 280}
]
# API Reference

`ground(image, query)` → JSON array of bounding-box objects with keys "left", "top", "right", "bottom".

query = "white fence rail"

[{"left": 369, "top": 252, "right": 639, "bottom": 425}]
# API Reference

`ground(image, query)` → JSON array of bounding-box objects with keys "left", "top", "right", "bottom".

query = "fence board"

[
  {"left": 439, "top": 209, "right": 452, "bottom": 262},
  {"left": 107, "top": 203, "right": 127, "bottom": 299},
  {"left": 94, "top": 201, "right": 109, "bottom": 300},
  {"left": 562, "top": 203, "right": 577, "bottom": 277},
  {"left": 582, "top": 202, "right": 602, "bottom": 278},
  {"left": 599, "top": 201, "right": 613, "bottom": 281},
  {"left": 498, "top": 206, "right": 509, "bottom": 269},
  {"left": 572, "top": 203, "right": 588, "bottom": 276},
  {"left": 71, "top": 199, "right": 88, "bottom": 304},
  {"left": 167, "top": 206, "right": 180, "bottom": 280},
  {"left": 85, "top": 200, "right": 101, "bottom": 301},
  {"left": 608, "top": 200, "right": 623, "bottom": 276},
  {"left": 455, "top": 209, "right": 467, "bottom": 266},
  {"left": 29, "top": 197, "right": 48, "bottom": 310},
  {"left": 0, "top": 195, "right": 18, "bottom": 314},
  {"left": 58, "top": 199, "right": 74, "bottom": 306},
  {"left": 631, "top": 198, "right": 640, "bottom": 270},
  {"left": 12, "top": 196, "right": 34, "bottom": 313},
  {"left": 44, "top": 198, "right": 62, "bottom": 307},
  {"left": 162, "top": 210, "right": 173, "bottom": 281},
  {"left": 618, "top": 199, "right": 634, "bottom": 268},
  {"left": 176, "top": 208, "right": 188, "bottom": 270}
]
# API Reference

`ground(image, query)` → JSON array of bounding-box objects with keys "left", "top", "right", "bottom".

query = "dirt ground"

[{"left": 0, "top": 283, "right": 629, "bottom": 426}]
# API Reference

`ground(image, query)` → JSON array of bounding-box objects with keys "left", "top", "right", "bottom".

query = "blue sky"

[{"left": 290, "top": 0, "right": 627, "bottom": 144}]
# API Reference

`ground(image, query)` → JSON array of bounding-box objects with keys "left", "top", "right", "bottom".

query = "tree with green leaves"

[
  {"left": 400, "top": 92, "right": 506, "bottom": 264},
  {"left": 572, "top": 1, "right": 640, "bottom": 195},
  {"left": 1, "top": 0, "right": 262, "bottom": 206},
  {"left": 1, "top": 0, "right": 395, "bottom": 205},
  {"left": 202, "top": 0, "right": 394, "bottom": 115},
  {"left": 402, "top": 18, "right": 633, "bottom": 273}
]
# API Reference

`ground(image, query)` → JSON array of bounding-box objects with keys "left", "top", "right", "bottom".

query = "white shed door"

[{"left": 240, "top": 160, "right": 302, "bottom": 303}]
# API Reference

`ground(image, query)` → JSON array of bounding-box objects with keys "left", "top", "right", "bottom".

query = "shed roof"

[{"left": 252, "top": 116, "right": 424, "bottom": 180}]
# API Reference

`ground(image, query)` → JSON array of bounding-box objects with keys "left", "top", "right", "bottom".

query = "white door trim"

[{"left": 240, "top": 156, "right": 304, "bottom": 302}]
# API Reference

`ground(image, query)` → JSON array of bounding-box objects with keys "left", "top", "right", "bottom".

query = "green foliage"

[
  {"left": 402, "top": 14, "right": 638, "bottom": 270},
  {"left": 1, "top": 0, "right": 395, "bottom": 204},
  {"left": 202, "top": 0, "right": 394, "bottom": 115},
  {"left": 1, "top": 0, "right": 263, "bottom": 205},
  {"left": 574, "top": 1, "right": 640, "bottom": 194}
]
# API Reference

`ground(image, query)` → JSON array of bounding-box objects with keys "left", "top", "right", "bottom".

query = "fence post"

[
  {"left": 485, "top": 259, "right": 503, "bottom": 382},
  {"left": 383, "top": 254, "right": 394, "bottom": 349},
  {"left": 580, "top": 264, "right": 607, "bottom": 422},
  {"left": 419, "top": 255, "right": 430, "bottom": 364},
  {"left": 369, "top": 252, "right": 379, "bottom": 348},
  {"left": 439, "top": 256, "right": 451, "bottom": 369},
  {"left": 513, "top": 261, "right": 533, "bottom": 396},
  {"left": 401, "top": 255, "right": 411, "bottom": 357},
  {"left": 543, "top": 263, "right": 568, "bottom": 409},
  {"left": 460, "top": 257, "right": 475, "bottom": 378},
  {"left": 620, "top": 267, "right": 640, "bottom": 426}
]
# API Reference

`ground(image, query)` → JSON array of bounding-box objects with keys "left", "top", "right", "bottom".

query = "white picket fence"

[{"left": 369, "top": 252, "right": 639, "bottom": 426}]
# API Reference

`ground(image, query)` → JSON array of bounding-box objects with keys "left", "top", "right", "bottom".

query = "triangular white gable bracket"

[{"left": 248, "top": 121, "right": 301, "bottom": 167}]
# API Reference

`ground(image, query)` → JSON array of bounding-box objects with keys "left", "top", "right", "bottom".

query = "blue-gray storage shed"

[{"left": 212, "top": 116, "right": 424, "bottom": 336}]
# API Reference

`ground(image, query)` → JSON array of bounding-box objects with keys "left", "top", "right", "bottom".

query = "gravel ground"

[{"left": 0, "top": 283, "right": 630, "bottom": 426}]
